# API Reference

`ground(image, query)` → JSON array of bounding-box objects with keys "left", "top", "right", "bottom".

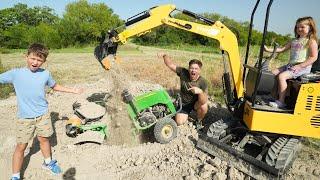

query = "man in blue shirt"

[{"left": 0, "top": 43, "right": 82, "bottom": 180}]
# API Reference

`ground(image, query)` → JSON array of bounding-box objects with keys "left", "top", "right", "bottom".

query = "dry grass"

[
  {"left": 119, "top": 45, "right": 224, "bottom": 99},
  {"left": 0, "top": 44, "right": 226, "bottom": 102},
  {"left": 0, "top": 43, "right": 285, "bottom": 101},
  {"left": 0, "top": 52, "right": 106, "bottom": 85}
]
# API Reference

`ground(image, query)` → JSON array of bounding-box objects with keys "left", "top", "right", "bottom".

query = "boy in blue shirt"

[{"left": 0, "top": 43, "right": 82, "bottom": 180}]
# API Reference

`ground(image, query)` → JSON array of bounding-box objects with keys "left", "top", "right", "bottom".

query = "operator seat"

[
  {"left": 298, "top": 50, "right": 320, "bottom": 82},
  {"left": 311, "top": 50, "right": 320, "bottom": 73},
  {"left": 285, "top": 50, "right": 320, "bottom": 109}
]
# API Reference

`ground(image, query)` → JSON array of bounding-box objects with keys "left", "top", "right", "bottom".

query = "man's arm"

[
  {"left": 188, "top": 87, "right": 208, "bottom": 105},
  {"left": 51, "top": 84, "right": 83, "bottom": 94},
  {"left": 157, "top": 53, "right": 177, "bottom": 73}
]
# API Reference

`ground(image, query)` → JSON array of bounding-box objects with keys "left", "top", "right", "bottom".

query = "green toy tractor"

[
  {"left": 122, "top": 89, "right": 182, "bottom": 144},
  {"left": 65, "top": 93, "right": 110, "bottom": 144}
]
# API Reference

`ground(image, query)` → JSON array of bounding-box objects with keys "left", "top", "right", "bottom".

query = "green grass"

[
  {"left": 50, "top": 46, "right": 95, "bottom": 53},
  {"left": 238, "top": 45, "right": 289, "bottom": 65},
  {"left": 0, "top": 48, "right": 12, "bottom": 54},
  {"left": 1, "top": 43, "right": 143, "bottom": 54},
  {"left": 0, "top": 48, "right": 25, "bottom": 54},
  {"left": 151, "top": 43, "right": 221, "bottom": 54}
]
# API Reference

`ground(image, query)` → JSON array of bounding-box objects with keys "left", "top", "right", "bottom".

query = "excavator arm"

[{"left": 94, "top": 4, "right": 244, "bottom": 98}]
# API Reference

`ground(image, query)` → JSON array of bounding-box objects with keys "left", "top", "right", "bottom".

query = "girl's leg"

[
  {"left": 277, "top": 71, "right": 293, "bottom": 103},
  {"left": 271, "top": 67, "right": 283, "bottom": 98}
]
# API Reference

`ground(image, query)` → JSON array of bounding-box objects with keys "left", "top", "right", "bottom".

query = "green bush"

[
  {"left": 1, "top": 24, "right": 29, "bottom": 48},
  {"left": 26, "top": 23, "right": 62, "bottom": 49},
  {"left": 0, "top": 58, "right": 14, "bottom": 99},
  {"left": 0, "top": 48, "right": 11, "bottom": 54}
]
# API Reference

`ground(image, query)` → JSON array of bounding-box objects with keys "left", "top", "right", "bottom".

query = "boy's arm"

[
  {"left": 51, "top": 84, "right": 83, "bottom": 94},
  {"left": 0, "top": 70, "right": 14, "bottom": 84}
]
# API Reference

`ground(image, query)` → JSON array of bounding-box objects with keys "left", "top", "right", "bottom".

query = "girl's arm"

[
  {"left": 298, "top": 39, "right": 318, "bottom": 68},
  {"left": 264, "top": 42, "right": 291, "bottom": 53}
]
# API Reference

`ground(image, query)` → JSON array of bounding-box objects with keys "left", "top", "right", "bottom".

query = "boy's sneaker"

[
  {"left": 42, "top": 159, "right": 62, "bottom": 175},
  {"left": 269, "top": 100, "right": 286, "bottom": 109}
]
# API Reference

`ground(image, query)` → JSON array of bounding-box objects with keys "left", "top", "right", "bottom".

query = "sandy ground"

[{"left": 1, "top": 50, "right": 320, "bottom": 180}]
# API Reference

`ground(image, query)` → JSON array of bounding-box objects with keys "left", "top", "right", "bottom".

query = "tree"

[
  {"left": 2, "top": 24, "right": 29, "bottom": 48},
  {"left": 133, "top": 11, "right": 289, "bottom": 49},
  {"left": 0, "top": 3, "right": 58, "bottom": 30},
  {"left": 58, "top": 0, "right": 123, "bottom": 46},
  {"left": 26, "top": 23, "right": 62, "bottom": 49},
  {"left": 0, "top": 3, "right": 59, "bottom": 48}
]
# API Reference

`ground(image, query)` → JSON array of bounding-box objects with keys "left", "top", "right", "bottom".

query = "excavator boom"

[{"left": 94, "top": 4, "right": 244, "bottom": 98}]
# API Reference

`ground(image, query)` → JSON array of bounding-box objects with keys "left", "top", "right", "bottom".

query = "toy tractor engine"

[{"left": 122, "top": 89, "right": 181, "bottom": 144}]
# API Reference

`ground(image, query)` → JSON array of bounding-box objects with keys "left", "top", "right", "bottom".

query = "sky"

[{"left": 1, "top": 0, "right": 320, "bottom": 36}]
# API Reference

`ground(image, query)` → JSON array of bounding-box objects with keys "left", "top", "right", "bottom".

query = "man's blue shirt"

[{"left": 0, "top": 67, "right": 56, "bottom": 118}]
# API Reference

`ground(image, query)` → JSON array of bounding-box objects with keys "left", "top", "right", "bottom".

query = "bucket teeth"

[
  {"left": 114, "top": 56, "right": 121, "bottom": 64},
  {"left": 102, "top": 57, "right": 111, "bottom": 70}
]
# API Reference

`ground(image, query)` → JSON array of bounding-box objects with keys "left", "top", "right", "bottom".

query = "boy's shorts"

[{"left": 16, "top": 113, "right": 53, "bottom": 144}]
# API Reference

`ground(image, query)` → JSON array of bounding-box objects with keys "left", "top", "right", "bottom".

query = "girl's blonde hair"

[{"left": 294, "top": 16, "right": 318, "bottom": 42}]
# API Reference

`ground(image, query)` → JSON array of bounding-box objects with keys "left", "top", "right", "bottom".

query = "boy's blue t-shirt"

[{"left": 0, "top": 67, "right": 56, "bottom": 119}]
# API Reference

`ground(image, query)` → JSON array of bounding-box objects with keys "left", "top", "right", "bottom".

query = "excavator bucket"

[
  {"left": 100, "top": 56, "right": 112, "bottom": 70},
  {"left": 94, "top": 30, "right": 119, "bottom": 70}
]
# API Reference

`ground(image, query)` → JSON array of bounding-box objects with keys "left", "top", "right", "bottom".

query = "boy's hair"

[
  {"left": 189, "top": 59, "right": 202, "bottom": 68},
  {"left": 295, "top": 16, "right": 318, "bottom": 42},
  {"left": 27, "top": 43, "right": 49, "bottom": 61}
]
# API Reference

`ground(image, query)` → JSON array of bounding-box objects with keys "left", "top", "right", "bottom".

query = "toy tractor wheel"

[
  {"left": 66, "top": 124, "right": 78, "bottom": 138},
  {"left": 154, "top": 118, "right": 177, "bottom": 144}
]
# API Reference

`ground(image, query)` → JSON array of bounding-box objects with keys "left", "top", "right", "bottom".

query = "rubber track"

[{"left": 197, "top": 133, "right": 280, "bottom": 179}]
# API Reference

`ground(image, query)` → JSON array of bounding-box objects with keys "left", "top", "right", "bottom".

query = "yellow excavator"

[{"left": 94, "top": 1, "right": 320, "bottom": 178}]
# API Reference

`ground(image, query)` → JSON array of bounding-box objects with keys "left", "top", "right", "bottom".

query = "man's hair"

[
  {"left": 27, "top": 43, "right": 49, "bottom": 60},
  {"left": 189, "top": 59, "right": 202, "bottom": 68}
]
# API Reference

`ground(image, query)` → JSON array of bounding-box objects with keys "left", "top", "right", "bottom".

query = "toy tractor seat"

[{"left": 73, "top": 101, "right": 106, "bottom": 123}]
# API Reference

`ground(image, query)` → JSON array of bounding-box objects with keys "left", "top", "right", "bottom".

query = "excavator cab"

[{"left": 198, "top": 0, "right": 320, "bottom": 178}]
